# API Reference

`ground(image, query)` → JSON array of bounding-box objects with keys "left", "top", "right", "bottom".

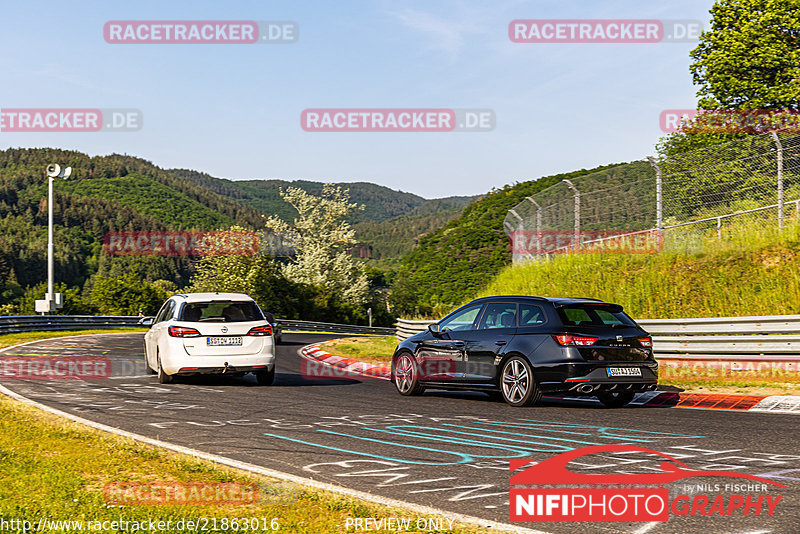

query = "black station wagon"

[{"left": 391, "top": 296, "right": 658, "bottom": 407}]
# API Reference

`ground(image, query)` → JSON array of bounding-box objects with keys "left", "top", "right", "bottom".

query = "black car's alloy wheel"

[
  {"left": 597, "top": 391, "right": 635, "bottom": 408},
  {"left": 393, "top": 352, "right": 424, "bottom": 396},
  {"left": 500, "top": 356, "right": 541, "bottom": 407}
]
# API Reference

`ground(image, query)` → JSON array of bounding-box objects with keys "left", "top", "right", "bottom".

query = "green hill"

[
  {"left": 391, "top": 163, "right": 622, "bottom": 316},
  {"left": 0, "top": 148, "right": 478, "bottom": 315},
  {"left": 171, "top": 168, "right": 475, "bottom": 224},
  {"left": 171, "top": 168, "right": 476, "bottom": 262},
  {"left": 0, "top": 148, "right": 265, "bottom": 291}
]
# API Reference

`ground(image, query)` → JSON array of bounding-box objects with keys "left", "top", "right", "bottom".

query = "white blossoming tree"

[{"left": 264, "top": 184, "right": 369, "bottom": 305}]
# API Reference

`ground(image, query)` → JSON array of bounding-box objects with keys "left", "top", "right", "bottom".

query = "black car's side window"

[
  {"left": 519, "top": 304, "right": 546, "bottom": 326},
  {"left": 478, "top": 303, "right": 517, "bottom": 329},
  {"left": 440, "top": 304, "right": 484, "bottom": 332}
]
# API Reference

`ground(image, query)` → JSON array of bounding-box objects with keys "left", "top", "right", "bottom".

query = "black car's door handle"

[{"left": 495, "top": 340, "right": 507, "bottom": 345}]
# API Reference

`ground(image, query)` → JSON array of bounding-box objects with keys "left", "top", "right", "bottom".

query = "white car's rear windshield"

[{"left": 180, "top": 301, "right": 263, "bottom": 322}]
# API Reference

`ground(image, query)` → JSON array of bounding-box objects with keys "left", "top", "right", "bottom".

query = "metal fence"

[{"left": 505, "top": 129, "right": 800, "bottom": 262}]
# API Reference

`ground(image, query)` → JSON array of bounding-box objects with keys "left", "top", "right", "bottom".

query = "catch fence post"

[{"left": 769, "top": 131, "right": 784, "bottom": 230}]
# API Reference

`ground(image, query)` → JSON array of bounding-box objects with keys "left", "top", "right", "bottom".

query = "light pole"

[{"left": 35, "top": 163, "right": 72, "bottom": 315}]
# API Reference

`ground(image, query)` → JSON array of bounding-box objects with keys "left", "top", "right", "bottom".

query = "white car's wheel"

[
  {"left": 143, "top": 343, "right": 156, "bottom": 374},
  {"left": 156, "top": 351, "right": 173, "bottom": 384},
  {"left": 255, "top": 367, "right": 275, "bottom": 385}
]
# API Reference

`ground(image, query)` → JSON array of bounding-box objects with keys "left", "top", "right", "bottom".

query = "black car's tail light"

[
  {"left": 552, "top": 334, "right": 598, "bottom": 346},
  {"left": 638, "top": 336, "right": 653, "bottom": 347},
  {"left": 168, "top": 326, "right": 202, "bottom": 338},
  {"left": 246, "top": 325, "right": 273, "bottom": 336}
]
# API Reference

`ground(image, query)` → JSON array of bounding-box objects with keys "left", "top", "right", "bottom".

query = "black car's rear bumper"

[{"left": 536, "top": 361, "right": 658, "bottom": 394}]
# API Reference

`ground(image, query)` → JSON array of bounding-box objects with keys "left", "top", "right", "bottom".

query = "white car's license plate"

[
  {"left": 206, "top": 336, "right": 243, "bottom": 346},
  {"left": 606, "top": 367, "right": 642, "bottom": 377}
]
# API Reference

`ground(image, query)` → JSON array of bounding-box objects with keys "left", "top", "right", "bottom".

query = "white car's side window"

[{"left": 157, "top": 301, "right": 175, "bottom": 323}]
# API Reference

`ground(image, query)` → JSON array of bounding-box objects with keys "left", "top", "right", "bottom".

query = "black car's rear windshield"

[
  {"left": 557, "top": 305, "right": 636, "bottom": 327},
  {"left": 180, "top": 301, "right": 263, "bottom": 322}
]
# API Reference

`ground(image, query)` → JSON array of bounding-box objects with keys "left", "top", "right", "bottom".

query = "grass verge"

[
  {"left": 479, "top": 220, "right": 800, "bottom": 319},
  {"left": 316, "top": 336, "right": 398, "bottom": 365},
  {"left": 0, "top": 331, "right": 495, "bottom": 533}
]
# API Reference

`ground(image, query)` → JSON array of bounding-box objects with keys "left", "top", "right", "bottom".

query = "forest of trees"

[{"left": 0, "top": 148, "right": 468, "bottom": 324}]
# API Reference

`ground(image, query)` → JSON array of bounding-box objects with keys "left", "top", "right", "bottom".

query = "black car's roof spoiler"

[{"left": 553, "top": 301, "right": 624, "bottom": 312}]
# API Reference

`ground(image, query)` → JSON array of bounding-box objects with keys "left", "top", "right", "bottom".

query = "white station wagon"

[{"left": 142, "top": 292, "right": 276, "bottom": 385}]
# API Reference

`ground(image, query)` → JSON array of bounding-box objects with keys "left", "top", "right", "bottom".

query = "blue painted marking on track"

[
  {"left": 436, "top": 424, "right": 607, "bottom": 446},
  {"left": 263, "top": 431, "right": 477, "bottom": 465},
  {"left": 263, "top": 418, "right": 706, "bottom": 467},
  {"left": 371, "top": 425, "right": 595, "bottom": 452},
  {"left": 492, "top": 419, "right": 706, "bottom": 440}
]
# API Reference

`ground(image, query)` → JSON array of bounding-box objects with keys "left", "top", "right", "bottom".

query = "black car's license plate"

[{"left": 606, "top": 367, "right": 642, "bottom": 377}]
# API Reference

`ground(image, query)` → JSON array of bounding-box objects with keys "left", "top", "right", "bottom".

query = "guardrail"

[
  {"left": 0, "top": 315, "right": 146, "bottom": 334},
  {"left": 278, "top": 319, "right": 394, "bottom": 335},
  {"left": 396, "top": 318, "right": 437, "bottom": 341},
  {"left": 0, "top": 315, "right": 394, "bottom": 337},
  {"left": 639, "top": 316, "right": 800, "bottom": 372},
  {"left": 395, "top": 315, "right": 800, "bottom": 370}
]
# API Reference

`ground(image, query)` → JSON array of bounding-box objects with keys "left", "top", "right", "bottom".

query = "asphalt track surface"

[{"left": 1, "top": 332, "right": 799, "bottom": 534}]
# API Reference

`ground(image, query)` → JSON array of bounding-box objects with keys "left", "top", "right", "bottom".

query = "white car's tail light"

[
  {"left": 552, "top": 334, "right": 598, "bottom": 346},
  {"left": 168, "top": 326, "right": 202, "bottom": 338},
  {"left": 246, "top": 325, "right": 273, "bottom": 336}
]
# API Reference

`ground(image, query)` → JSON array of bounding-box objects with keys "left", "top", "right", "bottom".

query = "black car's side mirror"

[
  {"left": 138, "top": 316, "right": 154, "bottom": 327},
  {"left": 428, "top": 323, "right": 442, "bottom": 336}
]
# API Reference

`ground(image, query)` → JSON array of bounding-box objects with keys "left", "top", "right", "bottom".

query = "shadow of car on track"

[{"left": 161, "top": 372, "right": 367, "bottom": 388}]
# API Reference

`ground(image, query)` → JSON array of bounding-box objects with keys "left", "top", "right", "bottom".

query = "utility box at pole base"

[{"left": 35, "top": 293, "right": 64, "bottom": 314}]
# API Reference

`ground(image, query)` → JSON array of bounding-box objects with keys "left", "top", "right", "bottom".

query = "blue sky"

[{"left": 0, "top": 0, "right": 715, "bottom": 198}]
